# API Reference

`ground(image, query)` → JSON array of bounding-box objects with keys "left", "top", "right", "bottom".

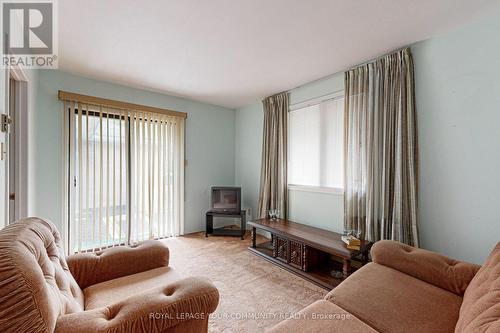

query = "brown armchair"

[{"left": 0, "top": 217, "right": 219, "bottom": 333}]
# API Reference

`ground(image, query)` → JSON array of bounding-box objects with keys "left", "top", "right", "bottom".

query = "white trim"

[
  {"left": 289, "top": 90, "right": 344, "bottom": 111},
  {"left": 61, "top": 100, "right": 69, "bottom": 253},
  {"left": 288, "top": 184, "right": 344, "bottom": 195},
  {"left": 179, "top": 118, "right": 185, "bottom": 235},
  {"left": 9, "top": 66, "right": 28, "bottom": 82},
  {"left": 12, "top": 80, "right": 28, "bottom": 219},
  {"left": 6, "top": 65, "right": 29, "bottom": 223}
]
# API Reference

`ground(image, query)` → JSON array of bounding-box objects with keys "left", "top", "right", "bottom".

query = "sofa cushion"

[
  {"left": 84, "top": 266, "right": 181, "bottom": 309},
  {"left": 325, "top": 263, "right": 462, "bottom": 333},
  {"left": 0, "top": 218, "right": 84, "bottom": 333},
  {"left": 371, "top": 240, "right": 480, "bottom": 296},
  {"left": 268, "top": 300, "right": 377, "bottom": 333},
  {"left": 455, "top": 242, "right": 500, "bottom": 332}
]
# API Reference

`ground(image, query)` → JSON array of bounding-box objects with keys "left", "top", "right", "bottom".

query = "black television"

[{"left": 211, "top": 187, "right": 241, "bottom": 214}]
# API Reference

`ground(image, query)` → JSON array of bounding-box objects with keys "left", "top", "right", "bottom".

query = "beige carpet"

[{"left": 161, "top": 232, "right": 327, "bottom": 332}]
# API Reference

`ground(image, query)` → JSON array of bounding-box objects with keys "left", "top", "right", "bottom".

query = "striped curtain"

[
  {"left": 344, "top": 48, "right": 419, "bottom": 246},
  {"left": 257, "top": 92, "right": 288, "bottom": 219},
  {"left": 63, "top": 102, "right": 184, "bottom": 253}
]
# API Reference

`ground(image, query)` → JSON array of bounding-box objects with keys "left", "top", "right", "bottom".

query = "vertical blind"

[
  {"left": 62, "top": 99, "right": 185, "bottom": 253},
  {"left": 288, "top": 96, "right": 344, "bottom": 188}
]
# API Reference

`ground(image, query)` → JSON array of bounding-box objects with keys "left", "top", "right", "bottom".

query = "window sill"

[{"left": 287, "top": 184, "right": 344, "bottom": 195}]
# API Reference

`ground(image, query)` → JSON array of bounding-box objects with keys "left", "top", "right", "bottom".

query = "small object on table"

[
  {"left": 341, "top": 235, "right": 361, "bottom": 245},
  {"left": 268, "top": 209, "right": 280, "bottom": 220},
  {"left": 342, "top": 231, "right": 362, "bottom": 250}
]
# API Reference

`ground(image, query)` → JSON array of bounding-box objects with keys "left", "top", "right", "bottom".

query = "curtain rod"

[
  {"left": 285, "top": 45, "right": 411, "bottom": 94},
  {"left": 346, "top": 46, "right": 411, "bottom": 71},
  {"left": 58, "top": 90, "right": 188, "bottom": 119}
]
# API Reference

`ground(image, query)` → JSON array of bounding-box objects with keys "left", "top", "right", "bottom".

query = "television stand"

[{"left": 205, "top": 210, "right": 246, "bottom": 240}]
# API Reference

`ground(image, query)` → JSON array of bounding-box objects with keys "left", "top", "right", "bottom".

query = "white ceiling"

[{"left": 59, "top": 0, "right": 500, "bottom": 109}]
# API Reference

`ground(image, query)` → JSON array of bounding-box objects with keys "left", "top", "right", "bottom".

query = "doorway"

[
  {"left": 8, "top": 77, "right": 15, "bottom": 224},
  {"left": 0, "top": 68, "right": 29, "bottom": 228}
]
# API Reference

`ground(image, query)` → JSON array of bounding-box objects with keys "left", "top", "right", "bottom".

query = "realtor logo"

[{"left": 1, "top": 0, "right": 58, "bottom": 68}]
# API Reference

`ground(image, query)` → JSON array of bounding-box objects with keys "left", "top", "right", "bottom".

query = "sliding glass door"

[
  {"left": 65, "top": 104, "right": 184, "bottom": 253},
  {"left": 129, "top": 111, "right": 183, "bottom": 243}
]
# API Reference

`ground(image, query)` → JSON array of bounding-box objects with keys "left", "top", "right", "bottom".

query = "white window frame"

[{"left": 287, "top": 90, "right": 344, "bottom": 195}]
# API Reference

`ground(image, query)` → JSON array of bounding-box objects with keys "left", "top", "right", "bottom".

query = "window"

[
  {"left": 288, "top": 95, "right": 344, "bottom": 190},
  {"left": 65, "top": 104, "right": 184, "bottom": 253}
]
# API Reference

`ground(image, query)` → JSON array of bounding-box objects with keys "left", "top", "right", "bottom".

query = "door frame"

[{"left": 6, "top": 66, "right": 29, "bottom": 223}]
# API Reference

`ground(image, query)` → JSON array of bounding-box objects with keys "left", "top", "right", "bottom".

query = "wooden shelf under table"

[
  {"left": 248, "top": 218, "right": 373, "bottom": 290},
  {"left": 248, "top": 241, "right": 343, "bottom": 290}
]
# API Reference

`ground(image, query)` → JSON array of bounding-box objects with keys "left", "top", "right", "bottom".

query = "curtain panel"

[
  {"left": 258, "top": 92, "right": 289, "bottom": 219},
  {"left": 344, "top": 48, "right": 419, "bottom": 246}
]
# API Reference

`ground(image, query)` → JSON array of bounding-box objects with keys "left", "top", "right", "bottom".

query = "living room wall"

[
  {"left": 235, "top": 10, "right": 500, "bottom": 264},
  {"left": 411, "top": 10, "right": 500, "bottom": 263},
  {"left": 33, "top": 70, "right": 236, "bottom": 238}
]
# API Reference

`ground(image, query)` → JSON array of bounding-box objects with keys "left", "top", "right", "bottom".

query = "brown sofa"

[
  {"left": 270, "top": 240, "right": 500, "bottom": 332},
  {"left": 0, "top": 217, "right": 219, "bottom": 333}
]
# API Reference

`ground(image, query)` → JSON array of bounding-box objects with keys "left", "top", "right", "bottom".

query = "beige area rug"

[{"left": 161, "top": 232, "right": 327, "bottom": 332}]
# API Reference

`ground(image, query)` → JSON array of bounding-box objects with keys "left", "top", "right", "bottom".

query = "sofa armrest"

[
  {"left": 371, "top": 240, "right": 480, "bottom": 296},
  {"left": 55, "top": 277, "right": 219, "bottom": 333},
  {"left": 67, "top": 240, "right": 169, "bottom": 289}
]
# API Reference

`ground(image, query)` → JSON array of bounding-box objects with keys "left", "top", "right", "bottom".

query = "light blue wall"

[
  {"left": 235, "top": 73, "right": 345, "bottom": 231},
  {"left": 234, "top": 103, "right": 263, "bottom": 222},
  {"left": 411, "top": 11, "right": 500, "bottom": 263},
  {"left": 34, "top": 70, "right": 235, "bottom": 235},
  {"left": 235, "top": 11, "right": 500, "bottom": 264}
]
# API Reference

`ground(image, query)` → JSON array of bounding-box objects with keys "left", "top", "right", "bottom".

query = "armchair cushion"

[
  {"left": 371, "top": 240, "right": 480, "bottom": 295},
  {"left": 84, "top": 266, "right": 181, "bottom": 310},
  {"left": 55, "top": 277, "right": 219, "bottom": 333},
  {"left": 67, "top": 240, "right": 170, "bottom": 289}
]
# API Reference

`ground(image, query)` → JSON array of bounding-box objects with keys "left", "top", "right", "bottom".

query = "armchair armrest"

[
  {"left": 55, "top": 277, "right": 219, "bottom": 333},
  {"left": 67, "top": 240, "right": 169, "bottom": 289},
  {"left": 371, "top": 240, "right": 480, "bottom": 296}
]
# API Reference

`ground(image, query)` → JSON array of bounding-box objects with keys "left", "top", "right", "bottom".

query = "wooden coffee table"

[{"left": 248, "top": 218, "right": 373, "bottom": 290}]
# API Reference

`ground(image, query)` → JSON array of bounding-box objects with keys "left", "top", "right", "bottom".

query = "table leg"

[
  {"left": 205, "top": 214, "right": 213, "bottom": 237},
  {"left": 241, "top": 213, "right": 246, "bottom": 240},
  {"left": 251, "top": 227, "right": 256, "bottom": 248},
  {"left": 361, "top": 251, "right": 368, "bottom": 265},
  {"left": 343, "top": 259, "right": 351, "bottom": 279}
]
